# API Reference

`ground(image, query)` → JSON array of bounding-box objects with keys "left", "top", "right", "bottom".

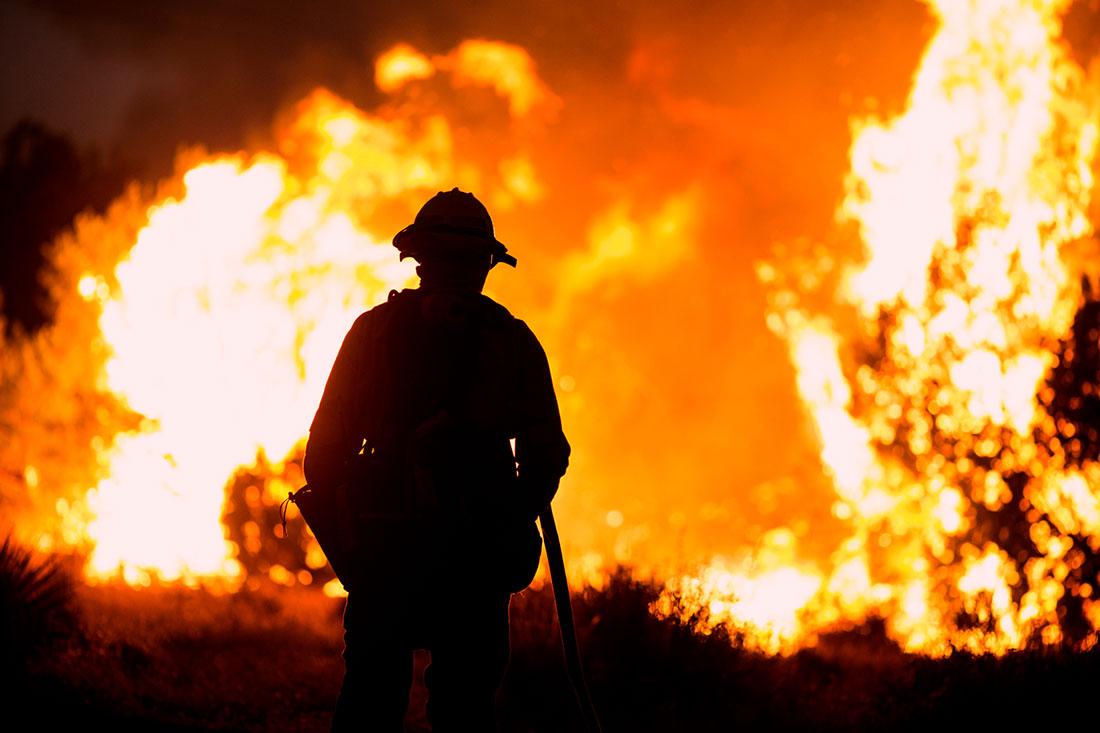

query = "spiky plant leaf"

[{"left": 0, "top": 534, "right": 76, "bottom": 677}]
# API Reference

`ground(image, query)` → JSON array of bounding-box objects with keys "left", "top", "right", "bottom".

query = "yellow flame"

[
  {"left": 656, "top": 529, "right": 825, "bottom": 654},
  {"left": 445, "top": 40, "right": 560, "bottom": 118},
  {"left": 657, "top": 0, "right": 1100, "bottom": 654},
  {"left": 84, "top": 153, "right": 415, "bottom": 582},
  {"left": 73, "top": 44, "right": 551, "bottom": 583},
  {"left": 10, "top": 5, "right": 1100, "bottom": 658},
  {"left": 375, "top": 44, "right": 435, "bottom": 93}
]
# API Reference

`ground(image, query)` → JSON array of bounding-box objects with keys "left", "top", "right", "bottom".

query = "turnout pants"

[{"left": 331, "top": 582, "right": 511, "bottom": 731}]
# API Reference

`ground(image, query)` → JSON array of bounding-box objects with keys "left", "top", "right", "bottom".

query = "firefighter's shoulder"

[
  {"left": 473, "top": 294, "right": 542, "bottom": 341},
  {"left": 492, "top": 305, "right": 550, "bottom": 365},
  {"left": 474, "top": 292, "right": 517, "bottom": 326},
  {"left": 350, "top": 288, "right": 414, "bottom": 329},
  {"left": 343, "top": 305, "right": 380, "bottom": 340}
]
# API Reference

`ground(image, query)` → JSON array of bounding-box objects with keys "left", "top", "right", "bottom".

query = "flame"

[
  {"left": 85, "top": 147, "right": 419, "bottom": 584},
  {"left": 374, "top": 39, "right": 560, "bottom": 118},
  {"left": 655, "top": 0, "right": 1100, "bottom": 654},
  {"left": 4, "top": 0, "right": 1100, "bottom": 658},
  {"left": 658, "top": 528, "right": 825, "bottom": 654},
  {"left": 375, "top": 44, "right": 435, "bottom": 93},
  {"left": 16, "top": 41, "right": 560, "bottom": 587}
]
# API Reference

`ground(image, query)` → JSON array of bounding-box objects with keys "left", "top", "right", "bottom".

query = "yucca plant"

[{"left": 0, "top": 534, "right": 76, "bottom": 680}]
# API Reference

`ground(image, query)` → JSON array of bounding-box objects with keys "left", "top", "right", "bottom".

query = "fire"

[
  {"left": 84, "top": 155, "right": 415, "bottom": 584},
  {"left": 656, "top": 0, "right": 1100, "bottom": 655},
  {"left": 80, "top": 154, "right": 412, "bottom": 586},
  {"left": 3, "top": 0, "right": 1100, "bottom": 658},
  {"left": 375, "top": 39, "right": 560, "bottom": 118},
  {"left": 657, "top": 528, "right": 825, "bottom": 654},
  {"left": 6, "top": 41, "right": 559, "bottom": 589},
  {"left": 375, "top": 45, "right": 435, "bottom": 93}
]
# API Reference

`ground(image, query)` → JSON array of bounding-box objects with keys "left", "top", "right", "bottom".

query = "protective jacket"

[{"left": 303, "top": 286, "right": 570, "bottom": 593}]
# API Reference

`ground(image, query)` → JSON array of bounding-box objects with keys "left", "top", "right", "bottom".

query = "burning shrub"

[
  {"left": 665, "top": 0, "right": 1100, "bottom": 656},
  {"left": 222, "top": 450, "right": 337, "bottom": 593}
]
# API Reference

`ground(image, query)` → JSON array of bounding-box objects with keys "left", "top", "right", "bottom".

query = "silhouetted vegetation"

[
  {"left": 11, "top": 565, "right": 1098, "bottom": 731},
  {"left": 223, "top": 452, "right": 338, "bottom": 592},
  {"left": 0, "top": 119, "right": 132, "bottom": 333},
  {"left": 0, "top": 535, "right": 76, "bottom": 683}
]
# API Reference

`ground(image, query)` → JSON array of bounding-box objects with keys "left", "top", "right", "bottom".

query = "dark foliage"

[
  {"left": 0, "top": 119, "right": 132, "bottom": 333},
  {"left": 505, "top": 570, "right": 767, "bottom": 731},
  {"left": 222, "top": 450, "right": 338, "bottom": 590},
  {"left": 845, "top": 267, "right": 1100, "bottom": 649},
  {"left": 1029, "top": 278, "right": 1100, "bottom": 644},
  {"left": 12, "top": 566, "right": 1100, "bottom": 731},
  {"left": 0, "top": 534, "right": 76, "bottom": 681}
]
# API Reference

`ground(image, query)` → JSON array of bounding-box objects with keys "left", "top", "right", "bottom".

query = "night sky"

[{"left": 1, "top": 0, "right": 939, "bottom": 167}]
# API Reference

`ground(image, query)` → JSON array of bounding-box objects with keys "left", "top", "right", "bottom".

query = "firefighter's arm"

[
  {"left": 514, "top": 324, "right": 571, "bottom": 520},
  {"left": 304, "top": 314, "right": 370, "bottom": 488}
]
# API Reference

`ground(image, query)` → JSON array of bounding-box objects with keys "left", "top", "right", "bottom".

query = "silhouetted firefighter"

[{"left": 297, "top": 189, "right": 578, "bottom": 731}]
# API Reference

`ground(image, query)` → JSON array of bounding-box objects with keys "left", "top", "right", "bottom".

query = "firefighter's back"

[{"left": 312, "top": 188, "right": 568, "bottom": 731}]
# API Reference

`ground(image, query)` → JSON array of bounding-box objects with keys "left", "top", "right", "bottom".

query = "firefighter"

[{"left": 304, "top": 188, "right": 570, "bottom": 731}]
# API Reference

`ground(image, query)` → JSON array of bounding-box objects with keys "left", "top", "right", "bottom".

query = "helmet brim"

[{"left": 392, "top": 225, "right": 516, "bottom": 267}]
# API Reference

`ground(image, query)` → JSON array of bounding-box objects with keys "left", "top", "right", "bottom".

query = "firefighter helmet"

[{"left": 392, "top": 188, "right": 517, "bottom": 268}]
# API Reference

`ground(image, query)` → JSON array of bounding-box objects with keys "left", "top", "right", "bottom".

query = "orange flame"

[
  {"left": 655, "top": 0, "right": 1100, "bottom": 655},
  {"left": 29, "top": 42, "right": 557, "bottom": 588},
  {"left": 3, "top": 1, "right": 1099, "bottom": 658}
]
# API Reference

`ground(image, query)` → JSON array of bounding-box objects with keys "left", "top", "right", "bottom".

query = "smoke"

[{"left": 4, "top": 0, "right": 932, "bottom": 167}]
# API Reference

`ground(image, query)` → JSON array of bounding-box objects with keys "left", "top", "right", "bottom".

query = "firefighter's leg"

[
  {"left": 424, "top": 592, "right": 511, "bottom": 731},
  {"left": 331, "top": 592, "right": 414, "bottom": 732}
]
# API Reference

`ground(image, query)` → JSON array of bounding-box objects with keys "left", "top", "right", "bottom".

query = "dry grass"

[
  {"left": 10, "top": 560, "right": 1099, "bottom": 731},
  {"left": 23, "top": 581, "right": 343, "bottom": 730}
]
